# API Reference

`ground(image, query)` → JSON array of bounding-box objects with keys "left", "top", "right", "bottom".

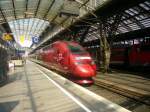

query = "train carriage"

[
  {"left": 37, "top": 41, "right": 97, "bottom": 84},
  {"left": 111, "top": 43, "right": 150, "bottom": 66}
]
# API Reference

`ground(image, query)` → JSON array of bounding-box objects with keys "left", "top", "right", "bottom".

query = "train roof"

[
  {"left": 54, "top": 41, "right": 78, "bottom": 44},
  {"left": 41, "top": 41, "right": 81, "bottom": 50}
]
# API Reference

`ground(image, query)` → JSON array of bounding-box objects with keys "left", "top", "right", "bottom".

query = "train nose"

[{"left": 74, "top": 65, "right": 96, "bottom": 77}]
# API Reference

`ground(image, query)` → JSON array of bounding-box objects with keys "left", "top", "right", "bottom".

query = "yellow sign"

[
  {"left": 3, "top": 33, "right": 12, "bottom": 41},
  {"left": 20, "top": 35, "right": 25, "bottom": 43}
]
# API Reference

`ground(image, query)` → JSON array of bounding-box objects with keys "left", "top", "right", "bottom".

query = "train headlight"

[
  {"left": 75, "top": 57, "right": 91, "bottom": 60},
  {"left": 83, "top": 80, "right": 88, "bottom": 83}
]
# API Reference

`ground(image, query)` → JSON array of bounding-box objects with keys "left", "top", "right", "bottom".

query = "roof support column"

[{"left": 98, "top": 14, "right": 122, "bottom": 73}]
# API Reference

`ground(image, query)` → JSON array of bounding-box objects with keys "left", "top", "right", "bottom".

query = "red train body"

[
  {"left": 110, "top": 43, "right": 150, "bottom": 66},
  {"left": 38, "top": 41, "right": 96, "bottom": 84}
]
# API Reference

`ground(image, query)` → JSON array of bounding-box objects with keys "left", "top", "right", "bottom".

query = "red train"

[
  {"left": 37, "top": 41, "right": 96, "bottom": 84},
  {"left": 110, "top": 43, "right": 150, "bottom": 66}
]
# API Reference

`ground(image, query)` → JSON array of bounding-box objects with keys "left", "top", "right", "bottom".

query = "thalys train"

[
  {"left": 34, "top": 41, "right": 97, "bottom": 84},
  {"left": 110, "top": 43, "right": 150, "bottom": 66}
]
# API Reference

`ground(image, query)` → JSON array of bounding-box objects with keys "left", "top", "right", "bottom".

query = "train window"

[
  {"left": 111, "top": 49, "right": 125, "bottom": 57},
  {"left": 140, "top": 45, "right": 150, "bottom": 51},
  {"left": 68, "top": 44, "right": 86, "bottom": 54}
]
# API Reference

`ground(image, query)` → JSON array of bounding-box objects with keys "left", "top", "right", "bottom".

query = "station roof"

[
  {"left": 8, "top": 18, "right": 49, "bottom": 47},
  {"left": 84, "top": 1, "right": 150, "bottom": 42},
  {"left": 0, "top": 0, "right": 149, "bottom": 48},
  {"left": 0, "top": 0, "right": 89, "bottom": 47},
  {"left": 34, "top": 0, "right": 150, "bottom": 50}
]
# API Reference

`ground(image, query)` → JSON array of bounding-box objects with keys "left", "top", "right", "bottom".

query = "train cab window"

[
  {"left": 68, "top": 44, "right": 86, "bottom": 54},
  {"left": 140, "top": 45, "right": 150, "bottom": 51}
]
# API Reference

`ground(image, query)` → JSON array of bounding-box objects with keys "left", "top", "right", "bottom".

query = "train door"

[
  {"left": 124, "top": 47, "right": 130, "bottom": 65},
  {"left": 52, "top": 44, "right": 65, "bottom": 73},
  {"left": 53, "top": 45, "right": 60, "bottom": 69},
  {"left": 60, "top": 51, "right": 70, "bottom": 72},
  {"left": 129, "top": 45, "right": 140, "bottom": 66},
  {"left": 139, "top": 44, "right": 150, "bottom": 65},
  {"left": 57, "top": 46, "right": 70, "bottom": 73}
]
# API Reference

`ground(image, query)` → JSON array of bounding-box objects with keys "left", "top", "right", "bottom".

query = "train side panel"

[
  {"left": 111, "top": 43, "right": 150, "bottom": 66},
  {"left": 129, "top": 44, "right": 150, "bottom": 66},
  {"left": 110, "top": 48, "right": 127, "bottom": 65}
]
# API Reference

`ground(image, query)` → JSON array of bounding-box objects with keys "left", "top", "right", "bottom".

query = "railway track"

[
  {"left": 93, "top": 65, "right": 150, "bottom": 106},
  {"left": 94, "top": 78, "right": 150, "bottom": 106}
]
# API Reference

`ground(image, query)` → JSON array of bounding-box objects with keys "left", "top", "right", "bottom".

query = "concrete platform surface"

[{"left": 0, "top": 61, "right": 131, "bottom": 112}]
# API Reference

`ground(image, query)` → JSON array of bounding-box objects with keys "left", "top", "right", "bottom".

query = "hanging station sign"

[
  {"left": 32, "top": 36, "right": 39, "bottom": 44},
  {"left": 3, "top": 33, "right": 13, "bottom": 41}
]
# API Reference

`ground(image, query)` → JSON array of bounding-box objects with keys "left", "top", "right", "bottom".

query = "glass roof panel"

[
  {"left": 140, "top": 18, "right": 150, "bottom": 27},
  {"left": 139, "top": 3, "right": 150, "bottom": 10},
  {"left": 117, "top": 26, "right": 128, "bottom": 33},
  {"left": 0, "top": 0, "right": 149, "bottom": 45},
  {"left": 127, "top": 23, "right": 140, "bottom": 30},
  {"left": 8, "top": 18, "right": 49, "bottom": 47}
]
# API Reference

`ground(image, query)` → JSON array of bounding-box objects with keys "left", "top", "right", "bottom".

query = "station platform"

[{"left": 0, "top": 61, "right": 131, "bottom": 112}]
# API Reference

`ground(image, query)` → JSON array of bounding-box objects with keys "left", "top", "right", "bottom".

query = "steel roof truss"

[
  {"left": 34, "top": 0, "right": 41, "bottom": 18},
  {"left": 123, "top": 12, "right": 145, "bottom": 29},
  {"left": 11, "top": 0, "right": 17, "bottom": 19},
  {"left": 0, "top": 7, "right": 7, "bottom": 22},
  {"left": 43, "top": 0, "right": 55, "bottom": 20},
  {"left": 25, "top": 0, "right": 29, "bottom": 18}
]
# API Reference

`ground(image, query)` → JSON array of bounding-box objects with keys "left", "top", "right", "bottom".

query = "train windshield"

[{"left": 68, "top": 44, "right": 86, "bottom": 54}]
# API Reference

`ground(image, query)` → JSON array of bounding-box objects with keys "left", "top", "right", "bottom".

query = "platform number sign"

[
  {"left": 32, "top": 36, "right": 39, "bottom": 44},
  {"left": 3, "top": 33, "right": 13, "bottom": 41}
]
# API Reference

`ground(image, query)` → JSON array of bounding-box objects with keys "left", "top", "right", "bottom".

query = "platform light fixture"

[{"left": 24, "top": 11, "right": 34, "bottom": 15}]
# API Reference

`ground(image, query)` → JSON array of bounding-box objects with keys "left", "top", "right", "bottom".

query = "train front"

[{"left": 67, "top": 43, "right": 96, "bottom": 85}]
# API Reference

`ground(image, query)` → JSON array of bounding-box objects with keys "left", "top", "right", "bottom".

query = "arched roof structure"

[{"left": 0, "top": 0, "right": 149, "bottom": 49}]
